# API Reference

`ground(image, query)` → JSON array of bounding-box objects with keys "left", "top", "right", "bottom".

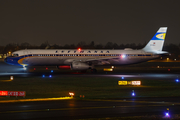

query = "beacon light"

[{"left": 78, "top": 48, "right": 81, "bottom": 51}]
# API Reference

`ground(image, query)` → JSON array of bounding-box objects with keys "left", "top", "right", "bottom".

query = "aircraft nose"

[{"left": 4, "top": 57, "right": 8, "bottom": 63}]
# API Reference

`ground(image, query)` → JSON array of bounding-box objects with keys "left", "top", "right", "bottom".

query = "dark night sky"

[{"left": 0, "top": 0, "right": 180, "bottom": 46}]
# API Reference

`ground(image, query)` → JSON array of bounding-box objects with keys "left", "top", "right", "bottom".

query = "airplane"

[{"left": 4, "top": 27, "right": 168, "bottom": 72}]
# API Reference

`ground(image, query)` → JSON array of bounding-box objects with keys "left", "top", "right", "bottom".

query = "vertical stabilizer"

[{"left": 143, "top": 27, "right": 167, "bottom": 52}]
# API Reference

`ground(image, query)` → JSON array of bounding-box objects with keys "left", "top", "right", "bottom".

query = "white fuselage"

[{"left": 9, "top": 49, "right": 159, "bottom": 66}]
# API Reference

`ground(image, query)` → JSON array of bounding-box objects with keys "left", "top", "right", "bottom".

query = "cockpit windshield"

[{"left": 12, "top": 54, "right": 19, "bottom": 57}]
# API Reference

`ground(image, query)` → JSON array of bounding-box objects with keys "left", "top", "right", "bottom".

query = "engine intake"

[{"left": 71, "top": 62, "right": 91, "bottom": 70}]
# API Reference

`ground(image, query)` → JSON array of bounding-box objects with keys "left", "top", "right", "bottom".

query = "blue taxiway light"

[
  {"left": 121, "top": 77, "right": 124, "bottom": 79},
  {"left": 42, "top": 75, "right": 45, "bottom": 78},
  {"left": 131, "top": 90, "right": 135, "bottom": 96},
  {"left": 176, "top": 79, "right": 179, "bottom": 82},
  {"left": 51, "top": 70, "right": 53, "bottom": 73},
  {"left": 49, "top": 75, "right": 52, "bottom": 78},
  {"left": 165, "top": 112, "right": 170, "bottom": 118}
]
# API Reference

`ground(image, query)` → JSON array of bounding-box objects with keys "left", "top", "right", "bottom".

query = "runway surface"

[
  {"left": 1, "top": 60, "right": 180, "bottom": 119},
  {"left": 1, "top": 98, "right": 180, "bottom": 120}
]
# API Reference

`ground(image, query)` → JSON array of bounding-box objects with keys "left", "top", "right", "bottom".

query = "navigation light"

[{"left": 121, "top": 54, "right": 126, "bottom": 58}]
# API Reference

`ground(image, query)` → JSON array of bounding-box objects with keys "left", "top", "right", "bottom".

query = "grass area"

[{"left": 0, "top": 75, "right": 180, "bottom": 100}]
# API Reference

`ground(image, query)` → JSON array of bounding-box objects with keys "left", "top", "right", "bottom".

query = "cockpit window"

[{"left": 12, "top": 54, "right": 19, "bottom": 57}]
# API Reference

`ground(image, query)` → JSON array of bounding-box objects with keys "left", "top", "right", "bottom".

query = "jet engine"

[{"left": 71, "top": 62, "right": 91, "bottom": 70}]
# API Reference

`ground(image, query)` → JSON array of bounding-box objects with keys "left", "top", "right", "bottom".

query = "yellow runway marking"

[
  {"left": 0, "top": 80, "right": 13, "bottom": 82},
  {"left": 0, "top": 97, "right": 73, "bottom": 103}
]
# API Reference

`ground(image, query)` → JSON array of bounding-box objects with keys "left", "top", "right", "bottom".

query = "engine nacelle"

[{"left": 71, "top": 62, "right": 91, "bottom": 70}]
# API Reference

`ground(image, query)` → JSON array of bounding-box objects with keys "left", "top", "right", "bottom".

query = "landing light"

[{"left": 23, "top": 65, "right": 27, "bottom": 70}]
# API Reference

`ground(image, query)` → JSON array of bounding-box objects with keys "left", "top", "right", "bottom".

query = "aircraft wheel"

[{"left": 91, "top": 69, "right": 97, "bottom": 73}]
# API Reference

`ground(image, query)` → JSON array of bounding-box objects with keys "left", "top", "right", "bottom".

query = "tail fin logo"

[{"left": 156, "top": 33, "right": 166, "bottom": 40}]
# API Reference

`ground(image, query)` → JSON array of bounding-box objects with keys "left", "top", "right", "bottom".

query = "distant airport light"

[
  {"left": 34, "top": 68, "right": 36, "bottom": 70},
  {"left": 132, "top": 90, "right": 135, "bottom": 96},
  {"left": 174, "top": 59, "right": 176, "bottom": 61},
  {"left": 168, "top": 69, "right": 170, "bottom": 71},
  {"left": 69, "top": 92, "right": 75, "bottom": 97},
  {"left": 42, "top": 75, "right": 45, "bottom": 78},
  {"left": 49, "top": 75, "right": 52, "bottom": 78},
  {"left": 10, "top": 76, "right": 14, "bottom": 80},
  {"left": 51, "top": 70, "right": 53, "bottom": 73},
  {"left": 46, "top": 67, "right": 48, "bottom": 70},
  {"left": 157, "top": 66, "right": 160, "bottom": 68},
  {"left": 111, "top": 66, "right": 114, "bottom": 68},
  {"left": 121, "top": 77, "right": 124, "bottom": 79},
  {"left": 176, "top": 79, "right": 179, "bottom": 82},
  {"left": 121, "top": 54, "right": 126, "bottom": 58},
  {"left": 167, "top": 58, "right": 169, "bottom": 61}
]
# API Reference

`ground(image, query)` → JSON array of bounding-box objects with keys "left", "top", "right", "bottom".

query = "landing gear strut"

[{"left": 91, "top": 69, "right": 97, "bottom": 73}]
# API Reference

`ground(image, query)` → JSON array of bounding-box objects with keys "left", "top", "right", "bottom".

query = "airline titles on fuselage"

[{"left": 56, "top": 50, "right": 110, "bottom": 54}]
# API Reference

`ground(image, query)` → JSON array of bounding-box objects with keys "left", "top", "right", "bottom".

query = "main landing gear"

[{"left": 91, "top": 68, "right": 97, "bottom": 73}]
